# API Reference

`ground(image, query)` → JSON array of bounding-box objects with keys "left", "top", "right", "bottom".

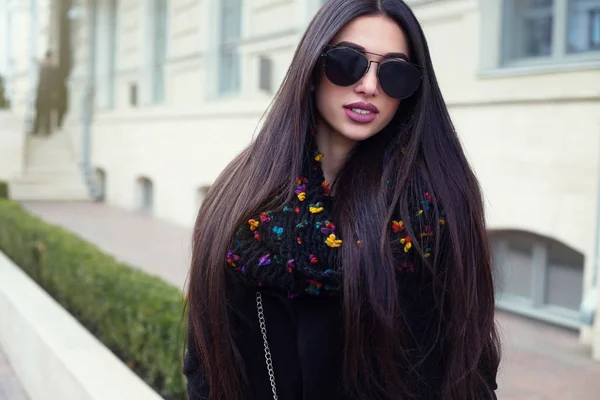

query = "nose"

[{"left": 355, "top": 60, "right": 379, "bottom": 97}]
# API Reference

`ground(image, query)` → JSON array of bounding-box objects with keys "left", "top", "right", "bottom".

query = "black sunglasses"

[{"left": 320, "top": 45, "right": 423, "bottom": 100}]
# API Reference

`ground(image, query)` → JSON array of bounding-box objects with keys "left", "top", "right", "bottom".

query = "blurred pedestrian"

[{"left": 32, "top": 50, "right": 58, "bottom": 136}]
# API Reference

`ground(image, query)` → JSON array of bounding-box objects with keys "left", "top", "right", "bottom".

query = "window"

[
  {"left": 218, "top": 0, "right": 242, "bottom": 94},
  {"left": 258, "top": 56, "right": 273, "bottom": 93},
  {"left": 491, "top": 230, "right": 584, "bottom": 328},
  {"left": 502, "top": 0, "right": 600, "bottom": 65},
  {"left": 567, "top": 0, "right": 600, "bottom": 53},
  {"left": 592, "top": 9, "right": 600, "bottom": 48},
  {"left": 129, "top": 82, "right": 138, "bottom": 106},
  {"left": 152, "top": 0, "right": 168, "bottom": 103},
  {"left": 137, "top": 177, "right": 154, "bottom": 213},
  {"left": 95, "top": 0, "right": 118, "bottom": 109},
  {"left": 94, "top": 168, "right": 106, "bottom": 202},
  {"left": 503, "top": 0, "right": 555, "bottom": 62},
  {"left": 107, "top": 0, "right": 117, "bottom": 108}
]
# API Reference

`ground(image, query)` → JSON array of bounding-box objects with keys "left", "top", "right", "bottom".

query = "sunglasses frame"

[{"left": 320, "top": 45, "right": 425, "bottom": 99}]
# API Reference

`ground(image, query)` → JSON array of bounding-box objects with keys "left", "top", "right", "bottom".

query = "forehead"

[{"left": 331, "top": 14, "right": 409, "bottom": 58}]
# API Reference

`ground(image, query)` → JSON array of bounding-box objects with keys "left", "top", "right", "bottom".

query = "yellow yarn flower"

[
  {"left": 248, "top": 219, "right": 259, "bottom": 231},
  {"left": 315, "top": 153, "right": 324, "bottom": 162},
  {"left": 400, "top": 237, "right": 412, "bottom": 253},
  {"left": 297, "top": 192, "right": 306, "bottom": 201},
  {"left": 326, "top": 234, "right": 342, "bottom": 248},
  {"left": 309, "top": 205, "right": 324, "bottom": 213}
]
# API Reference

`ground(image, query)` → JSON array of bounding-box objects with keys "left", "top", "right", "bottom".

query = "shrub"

[
  {"left": 0, "top": 181, "right": 9, "bottom": 199},
  {"left": 0, "top": 200, "right": 187, "bottom": 400}
]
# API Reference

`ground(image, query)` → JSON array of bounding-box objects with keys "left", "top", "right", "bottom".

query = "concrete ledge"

[{"left": 0, "top": 251, "right": 165, "bottom": 400}]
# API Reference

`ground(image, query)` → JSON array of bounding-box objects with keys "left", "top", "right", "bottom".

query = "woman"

[{"left": 184, "top": 1, "right": 501, "bottom": 399}]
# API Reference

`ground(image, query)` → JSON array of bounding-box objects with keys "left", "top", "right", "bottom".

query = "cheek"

[
  {"left": 379, "top": 98, "right": 401, "bottom": 124},
  {"left": 315, "top": 81, "right": 343, "bottom": 116}
]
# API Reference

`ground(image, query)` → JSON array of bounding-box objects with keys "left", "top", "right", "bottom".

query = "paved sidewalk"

[
  {"left": 17, "top": 201, "right": 600, "bottom": 399},
  {"left": 0, "top": 347, "right": 28, "bottom": 400},
  {"left": 22, "top": 201, "right": 192, "bottom": 291}
]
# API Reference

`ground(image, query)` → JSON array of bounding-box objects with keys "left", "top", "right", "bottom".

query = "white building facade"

[{"left": 4, "top": 0, "right": 600, "bottom": 360}]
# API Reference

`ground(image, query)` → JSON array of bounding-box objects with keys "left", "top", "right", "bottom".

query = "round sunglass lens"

[
  {"left": 378, "top": 61, "right": 422, "bottom": 99},
  {"left": 325, "top": 48, "right": 368, "bottom": 87}
]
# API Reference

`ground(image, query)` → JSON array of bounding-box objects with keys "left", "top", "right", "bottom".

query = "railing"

[
  {"left": 79, "top": 85, "right": 101, "bottom": 201},
  {"left": 78, "top": 0, "right": 101, "bottom": 201}
]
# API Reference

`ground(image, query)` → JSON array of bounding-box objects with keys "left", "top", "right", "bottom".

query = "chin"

[{"left": 338, "top": 123, "right": 380, "bottom": 142}]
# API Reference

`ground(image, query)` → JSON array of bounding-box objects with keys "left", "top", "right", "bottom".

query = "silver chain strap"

[{"left": 256, "top": 291, "right": 279, "bottom": 400}]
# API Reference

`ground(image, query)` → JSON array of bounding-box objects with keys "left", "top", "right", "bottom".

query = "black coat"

[
  {"left": 35, "top": 65, "right": 58, "bottom": 107},
  {"left": 184, "top": 272, "right": 499, "bottom": 400}
]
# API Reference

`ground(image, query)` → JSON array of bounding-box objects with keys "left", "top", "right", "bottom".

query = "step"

[
  {"left": 25, "top": 166, "right": 83, "bottom": 176},
  {"left": 25, "top": 133, "right": 75, "bottom": 156},
  {"left": 27, "top": 148, "right": 74, "bottom": 157},
  {"left": 27, "top": 141, "right": 72, "bottom": 152},
  {"left": 27, "top": 136, "right": 70, "bottom": 145},
  {"left": 26, "top": 153, "right": 79, "bottom": 169},
  {"left": 11, "top": 128, "right": 90, "bottom": 201},
  {"left": 9, "top": 181, "right": 91, "bottom": 201},
  {"left": 17, "top": 173, "right": 85, "bottom": 185},
  {"left": 26, "top": 130, "right": 69, "bottom": 140},
  {"left": 27, "top": 144, "right": 74, "bottom": 152},
  {"left": 25, "top": 158, "right": 80, "bottom": 168}
]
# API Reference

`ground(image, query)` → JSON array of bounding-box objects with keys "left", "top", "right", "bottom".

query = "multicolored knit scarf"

[{"left": 226, "top": 142, "right": 444, "bottom": 298}]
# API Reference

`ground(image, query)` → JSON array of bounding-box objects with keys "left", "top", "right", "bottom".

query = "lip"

[
  {"left": 343, "top": 102, "right": 379, "bottom": 113},
  {"left": 343, "top": 102, "right": 379, "bottom": 124}
]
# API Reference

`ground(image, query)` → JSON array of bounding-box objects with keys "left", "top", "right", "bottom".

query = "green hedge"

[
  {"left": 0, "top": 200, "right": 187, "bottom": 400},
  {"left": 0, "top": 181, "right": 8, "bottom": 199}
]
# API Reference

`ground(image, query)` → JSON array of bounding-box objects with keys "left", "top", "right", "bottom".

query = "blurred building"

[
  {"left": 3, "top": 0, "right": 600, "bottom": 360},
  {"left": 2, "top": 0, "right": 56, "bottom": 122}
]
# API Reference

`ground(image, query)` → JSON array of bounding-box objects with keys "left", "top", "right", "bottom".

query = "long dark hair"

[{"left": 185, "top": 0, "right": 501, "bottom": 399}]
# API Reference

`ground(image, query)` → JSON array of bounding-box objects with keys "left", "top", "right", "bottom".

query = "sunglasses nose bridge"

[
  {"left": 364, "top": 59, "right": 380, "bottom": 74},
  {"left": 356, "top": 59, "right": 380, "bottom": 96}
]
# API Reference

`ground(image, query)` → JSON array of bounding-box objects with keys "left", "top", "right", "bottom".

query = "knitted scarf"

[{"left": 225, "top": 141, "right": 444, "bottom": 298}]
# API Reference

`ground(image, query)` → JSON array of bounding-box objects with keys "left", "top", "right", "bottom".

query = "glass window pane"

[
  {"left": 219, "top": 0, "right": 241, "bottom": 94},
  {"left": 221, "top": 0, "right": 241, "bottom": 42},
  {"left": 106, "top": 0, "right": 117, "bottom": 108},
  {"left": 544, "top": 237, "right": 585, "bottom": 310},
  {"left": 152, "top": 0, "right": 167, "bottom": 102},
  {"left": 532, "top": 0, "right": 553, "bottom": 7},
  {"left": 525, "top": 15, "right": 553, "bottom": 57},
  {"left": 504, "top": 0, "right": 554, "bottom": 61},
  {"left": 502, "top": 242, "right": 535, "bottom": 300},
  {"left": 567, "top": 0, "right": 600, "bottom": 53},
  {"left": 219, "top": 48, "right": 240, "bottom": 94}
]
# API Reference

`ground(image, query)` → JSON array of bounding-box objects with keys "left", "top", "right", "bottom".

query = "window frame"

[
  {"left": 585, "top": 7, "right": 600, "bottom": 50},
  {"left": 492, "top": 233, "right": 584, "bottom": 329},
  {"left": 501, "top": 0, "right": 600, "bottom": 68}
]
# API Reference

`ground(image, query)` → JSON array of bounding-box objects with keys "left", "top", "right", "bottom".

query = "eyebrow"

[{"left": 334, "top": 41, "right": 409, "bottom": 61}]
